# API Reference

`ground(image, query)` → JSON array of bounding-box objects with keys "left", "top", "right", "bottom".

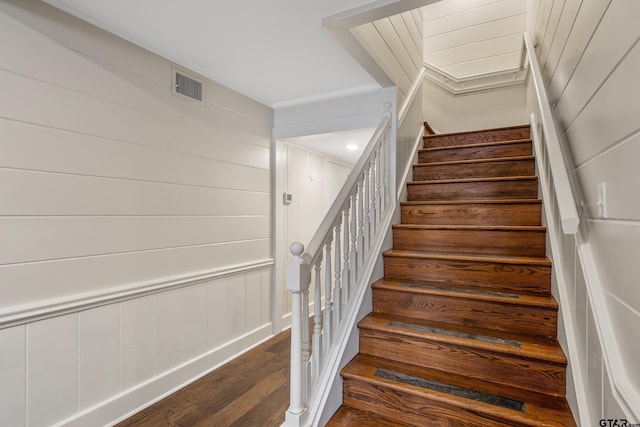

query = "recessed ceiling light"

[{"left": 346, "top": 144, "right": 359, "bottom": 151}]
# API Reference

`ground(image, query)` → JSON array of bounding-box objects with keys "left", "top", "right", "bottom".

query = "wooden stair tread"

[
  {"left": 408, "top": 175, "right": 537, "bottom": 185},
  {"left": 326, "top": 405, "right": 412, "bottom": 426},
  {"left": 383, "top": 249, "right": 551, "bottom": 266},
  {"left": 415, "top": 155, "right": 534, "bottom": 167},
  {"left": 423, "top": 124, "right": 530, "bottom": 139},
  {"left": 359, "top": 313, "right": 566, "bottom": 364},
  {"left": 421, "top": 138, "right": 532, "bottom": 152},
  {"left": 372, "top": 279, "right": 557, "bottom": 309},
  {"left": 342, "top": 354, "right": 576, "bottom": 427},
  {"left": 401, "top": 199, "right": 542, "bottom": 205},
  {"left": 392, "top": 224, "right": 546, "bottom": 231}
]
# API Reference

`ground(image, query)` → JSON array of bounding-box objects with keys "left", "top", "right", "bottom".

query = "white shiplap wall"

[
  {"left": 0, "top": 2, "right": 273, "bottom": 426},
  {"left": 351, "top": 9, "right": 425, "bottom": 106},
  {"left": 530, "top": 0, "right": 640, "bottom": 420},
  {"left": 421, "top": 0, "right": 527, "bottom": 78}
]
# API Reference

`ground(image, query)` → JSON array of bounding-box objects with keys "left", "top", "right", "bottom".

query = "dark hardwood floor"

[{"left": 117, "top": 330, "right": 290, "bottom": 427}]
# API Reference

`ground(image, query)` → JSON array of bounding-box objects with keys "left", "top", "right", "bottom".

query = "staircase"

[{"left": 326, "top": 124, "right": 576, "bottom": 426}]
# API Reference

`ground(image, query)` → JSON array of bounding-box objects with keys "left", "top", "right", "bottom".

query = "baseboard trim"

[
  {"left": 0, "top": 259, "right": 274, "bottom": 329},
  {"left": 57, "top": 323, "right": 274, "bottom": 427}
]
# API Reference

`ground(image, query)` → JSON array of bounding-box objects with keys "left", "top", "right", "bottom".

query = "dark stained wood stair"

[{"left": 327, "top": 124, "right": 576, "bottom": 426}]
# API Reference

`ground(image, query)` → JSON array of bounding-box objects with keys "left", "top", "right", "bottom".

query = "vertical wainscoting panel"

[
  {"left": 261, "top": 270, "right": 272, "bottom": 326},
  {"left": 78, "top": 304, "right": 121, "bottom": 410},
  {"left": 228, "top": 276, "right": 248, "bottom": 339},
  {"left": 155, "top": 290, "right": 185, "bottom": 374},
  {"left": 0, "top": 325, "right": 26, "bottom": 426},
  {"left": 246, "top": 271, "right": 264, "bottom": 332},
  {"left": 585, "top": 301, "right": 603, "bottom": 422},
  {"left": 120, "top": 295, "right": 156, "bottom": 390},
  {"left": 179, "top": 285, "right": 209, "bottom": 362},
  {"left": 27, "top": 314, "right": 78, "bottom": 427},
  {"left": 207, "top": 278, "right": 230, "bottom": 349}
]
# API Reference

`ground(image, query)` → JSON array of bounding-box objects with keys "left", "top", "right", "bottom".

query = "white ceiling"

[
  {"left": 421, "top": 0, "right": 527, "bottom": 78},
  {"left": 43, "top": 0, "right": 381, "bottom": 107},
  {"left": 285, "top": 128, "right": 375, "bottom": 165}
]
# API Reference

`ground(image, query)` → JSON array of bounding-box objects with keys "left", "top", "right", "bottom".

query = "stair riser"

[
  {"left": 413, "top": 159, "right": 534, "bottom": 181},
  {"left": 419, "top": 142, "right": 532, "bottom": 163},
  {"left": 372, "top": 288, "right": 557, "bottom": 337},
  {"left": 407, "top": 179, "right": 538, "bottom": 201},
  {"left": 343, "top": 379, "right": 519, "bottom": 427},
  {"left": 359, "top": 329, "right": 566, "bottom": 396},
  {"left": 393, "top": 228, "right": 546, "bottom": 257},
  {"left": 424, "top": 128, "right": 531, "bottom": 149},
  {"left": 383, "top": 255, "right": 551, "bottom": 296},
  {"left": 401, "top": 203, "right": 542, "bottom": 226}
]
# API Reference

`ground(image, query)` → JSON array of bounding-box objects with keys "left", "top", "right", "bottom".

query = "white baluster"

[
  {"left": 342, "top": 208, "right": 350, "bottom": 304},
  {"left": 323, "top": 240, "right": 333, "bottom": 350},
  {"left": 312, "top": 260, "right": 322, "bottom": 380},
  {"left": 381, "top": 130, "right": 388, "bottom": 211},
  {"left": 333, "top": 223, "right": 342, "bottom": 325},
  {"left": 285, "top": 242, "right": 310, "bottom": 424},
  {"left": 349, "top": 193, "right": 358, "bottom": 287},
  {"left": 357, "top": 178, "right": 365, "bottom": 271},
  {"left": 364, "top": 164, "right": 371, "bottom": 252},
  {"left": 375, "top": 145, "right": 382, "bottom": 227},
  {"left": 371, "top": 151, "right": 379, "bottom": 233}
]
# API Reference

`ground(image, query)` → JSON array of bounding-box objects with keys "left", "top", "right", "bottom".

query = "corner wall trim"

[{"left": 0, "top": 259, "right": 274, "bottom": 329}]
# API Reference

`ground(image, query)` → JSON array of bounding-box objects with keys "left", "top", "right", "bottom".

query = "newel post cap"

[{"left": 287, "top": 241, "right": 310, "bottom": 292}]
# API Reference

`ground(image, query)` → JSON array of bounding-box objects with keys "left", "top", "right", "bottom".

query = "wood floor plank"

[{"left": 116, "top": 330, "right": 290, "bottom": 427}]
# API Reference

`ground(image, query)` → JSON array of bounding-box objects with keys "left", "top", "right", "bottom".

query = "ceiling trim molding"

[{"left": 423, "top": 61, "right": 528, "bottom": 96}]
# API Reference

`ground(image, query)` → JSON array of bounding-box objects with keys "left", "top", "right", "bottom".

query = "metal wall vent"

[{"left": 172, "top": 68, "right": 204, "bottom": 102}]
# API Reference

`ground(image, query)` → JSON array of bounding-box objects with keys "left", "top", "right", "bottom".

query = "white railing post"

[{"left": 285, "top": 242, "right": 310, "bottom": 426}]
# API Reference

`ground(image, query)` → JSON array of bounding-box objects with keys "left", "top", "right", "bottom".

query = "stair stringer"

[{"left": 311, "top": 127, "right": 423, "bottom": 427}]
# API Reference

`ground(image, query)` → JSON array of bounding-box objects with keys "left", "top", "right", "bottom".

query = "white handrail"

[
  {"left": 284, "top": 111, "right": 394, "bottom": 427},
  {"left": 304, "top": 115, "right": 391, "bottom": 260},
  {"left": 524, "top": 32, "right": 580, "bottom": 234}
]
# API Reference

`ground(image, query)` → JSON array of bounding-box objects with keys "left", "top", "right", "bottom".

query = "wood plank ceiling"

[{"left": 421, "top": 0, "right": 528, "bottom": 79}]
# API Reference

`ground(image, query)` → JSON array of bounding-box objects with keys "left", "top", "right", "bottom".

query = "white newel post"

[{"left": 285, "top": 242, "right": 310, "bottom": 426}]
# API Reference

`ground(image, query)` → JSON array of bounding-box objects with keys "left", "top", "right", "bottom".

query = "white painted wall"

[
  {"left": 423, "top": 78, "right": 528, "bottom": 132},
  {"left": 0, "top": 2, "right": 273, "bottom": 426},
  {"left": 529, "top": 0, "right": 640, "bottom": 420}
]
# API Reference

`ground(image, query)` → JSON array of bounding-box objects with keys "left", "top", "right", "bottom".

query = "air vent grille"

[{"left": 173, "top": 69, "right": 204, "bottom": 102}]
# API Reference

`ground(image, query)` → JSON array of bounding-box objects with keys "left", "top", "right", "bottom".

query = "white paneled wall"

[
  {"left": 0, "top": 1, "right": 273, "bottom": 425},
  {"left": 529, "top": 0, "right": 640, "bottom": 420},
  {"left": 351, "top": 9, "right": 424, "bottom": 105}
]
